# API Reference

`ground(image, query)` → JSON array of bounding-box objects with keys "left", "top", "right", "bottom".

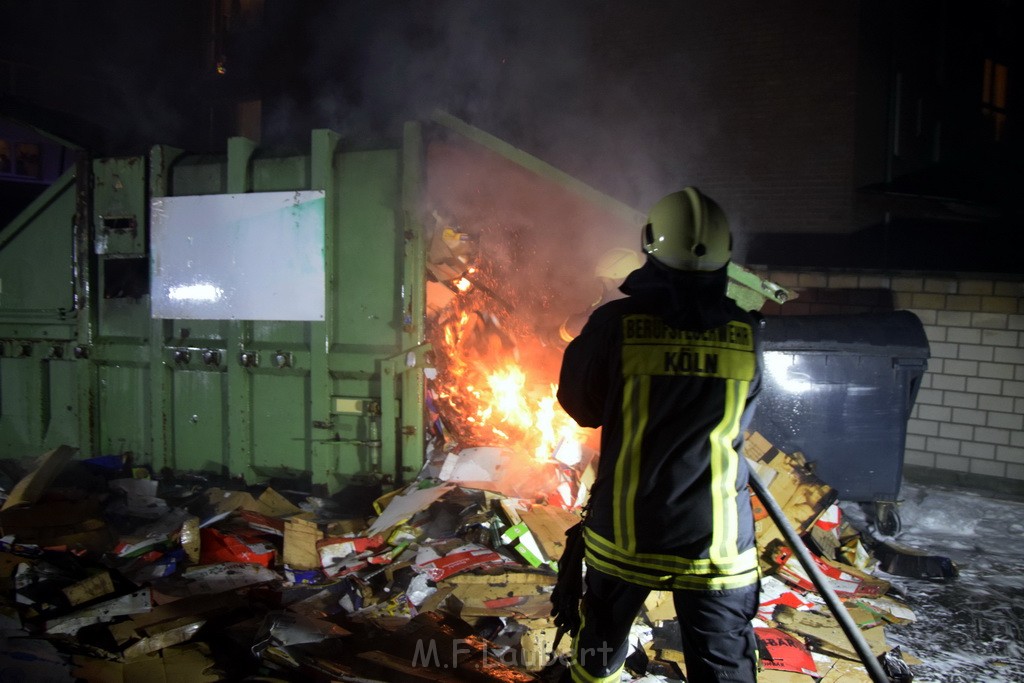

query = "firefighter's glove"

[{"left": 550, "top": 522, "right": 585, "bottom": 636}]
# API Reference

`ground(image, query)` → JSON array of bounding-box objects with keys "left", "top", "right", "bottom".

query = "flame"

[{"left": 431, "top": 298, "right": 587, "bottom": 464}]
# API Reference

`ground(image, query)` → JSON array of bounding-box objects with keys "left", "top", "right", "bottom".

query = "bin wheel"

[{"left": 874, "top": 501, "right": 901, "bottom": 536}]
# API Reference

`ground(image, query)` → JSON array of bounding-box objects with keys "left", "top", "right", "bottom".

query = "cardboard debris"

[
  {"left": 439, "top": 569, "right": 555, "bottom": 618},
  {"left": 45, "top": 588, "right": 153, "bottom": 635},
  {"left": 283, "top": 516, "right": 324, "bottom": 570},
  {"left": 746, "top": 431, "right": 839, "bottom": 573},
  {"left": 203, "top": 485, "right": 303, "bottom": 519},
  {"left": 366, "top": 482, "right": 456, "bottom": 536},
  {"left": 773, "top": 548, "right": 890, "bottom": 598},
  {"left": 415, "top": 543, "right": 509, "bottom": 581},
  {"left": 497, "top": 498, "right": 550, "bottom": 568},
  {"left": 517, "top": 616, "right": 572, "bottom": 670},
  {"left": 62, "top": 570, "right": 117, "bottom": 606},
  {"left": 517, "top": 502, "right": 581, "bottom": 561},
  {"left": 198, "top": 526, "right": 276, "bottom": 567},
  {"left": 643, "top": 590, "right": 677, "bottom": 624},
  {"left": 72, "top": 642, "right": 223, "bottom": 683},
  {"left": 0, "top": 445, "right": 78, "bottom": 510},
  {"left": 0, "top": 498, "right": 115, "bottom": 553},
  {"left": 756, "top": 626, "right": 818, "bottom": 676},
  {"left": 774, "top": 604, "right": 891, "bottom": 660},
  {"left": 0, "top": 435, "right": 941, "bottom": 682}
]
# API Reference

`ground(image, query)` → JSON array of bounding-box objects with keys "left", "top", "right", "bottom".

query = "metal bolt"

[{"left": 173, "top": 349, "right": 191, "bottom": 364}]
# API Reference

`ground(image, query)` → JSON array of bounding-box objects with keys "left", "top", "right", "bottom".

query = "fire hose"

[{"left": 746, "top": 459, "right": 894, "bottom": 683}]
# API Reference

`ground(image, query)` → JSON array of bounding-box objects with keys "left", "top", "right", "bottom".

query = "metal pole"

[{"left": 747, "top": 461, "right": 892, "bottom": 683}]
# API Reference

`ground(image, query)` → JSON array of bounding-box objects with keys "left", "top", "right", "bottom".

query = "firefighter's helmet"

[{"left": 641, "top": 187, "right": 731, "bottom": 271}]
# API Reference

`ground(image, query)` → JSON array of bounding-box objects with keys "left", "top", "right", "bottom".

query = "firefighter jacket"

[{"left": 557, "top": 259, "right": 762, "bottom": 591}]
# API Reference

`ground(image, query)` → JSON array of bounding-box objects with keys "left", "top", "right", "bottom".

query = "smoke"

[
  {"left": 295, "top": 1, "right": 697, "bottom": 211},
  {"left": 2, "top": 1, "right": 718, "bottom": 218}
]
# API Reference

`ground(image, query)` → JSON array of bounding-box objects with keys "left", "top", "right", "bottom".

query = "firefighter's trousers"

[{"left": 569, "top": 567, "right": 759, "bottom": 683}]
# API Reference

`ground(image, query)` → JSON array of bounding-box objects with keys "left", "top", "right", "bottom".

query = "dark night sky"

[
  {"left": 2, "top": 1, "right": 1021, "bottom": 272},
  {"left": 1, "top": 2, "right": 638, "bottom": 185},
  {"left": 0, "top": 2, "right": 846, "bottom": 210}
]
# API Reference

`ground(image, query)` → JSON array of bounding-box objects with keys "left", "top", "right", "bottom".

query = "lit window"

[{"left": 981, "top": 58, "right": 1008, "bottom": 142}]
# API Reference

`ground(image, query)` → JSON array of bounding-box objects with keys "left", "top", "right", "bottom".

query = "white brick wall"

[{"left": 758, "top": 269, "right": 1024, "bottom": 493}]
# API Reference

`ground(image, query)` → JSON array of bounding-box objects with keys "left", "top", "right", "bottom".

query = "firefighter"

[{"left": 555, "top": 187, "right": 762, "bottom": 683}]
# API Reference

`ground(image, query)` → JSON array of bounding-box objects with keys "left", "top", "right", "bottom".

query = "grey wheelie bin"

[{"left": 749, "top": 310, "right": 930, "bottom": 534}]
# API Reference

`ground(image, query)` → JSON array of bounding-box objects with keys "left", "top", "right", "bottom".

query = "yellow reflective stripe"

[
  {"left": 571, "top": 611, "right": 624, "bottom": 683},
  {"left": 709, "top": 379, "right": 748, "bottom": 563},
  {"left": 585, "top": 549, "right": 759, "bottom": 591},
  {"left": 613, "top": 375, "right": 648, "bottom": 553},
  {"left": 571, "top": 661, "right": 624, "bottom": 683},
  {"left": 622, "top": 344, "right": 754, "bottom": 380},
  {"left": 625, "top": 375, "right": 648, "bottom": 552},
  {"left": 584, "top": 550, "right": 673, "bottom": 588},
  {"left": 622, "top": 317, "right": 754, "bottom": 351},
  {"left": 671, "top": 571, "right": 759, "bottom": 590},
  {"left": 585, "top": 527, "right": 757, "bottom": 575}
]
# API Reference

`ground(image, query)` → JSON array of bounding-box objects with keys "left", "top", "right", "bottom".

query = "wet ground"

[{"left": 841, "top": 480, "right": 1024, "bottom": 683}]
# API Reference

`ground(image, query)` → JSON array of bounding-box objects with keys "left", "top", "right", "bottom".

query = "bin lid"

[{"left": 761, "top": 310, "right": 930, "bottom": 358}]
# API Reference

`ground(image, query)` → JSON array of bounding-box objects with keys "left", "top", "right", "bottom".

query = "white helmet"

[{"left": 641, "top": 187, "right": 731, "bottom": 271}]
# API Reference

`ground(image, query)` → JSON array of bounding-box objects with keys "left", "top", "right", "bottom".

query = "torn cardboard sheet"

[
  {"left": 62, "top": 570, "right": 117, "bottom": 606},
  {"left": 203, "top": 486, "right": 303, "bottom": 519},
  {"left": 251, "top": 610, "right": 351, "bottom": 655},
  {"left": 438, "top": 446, "right": 507, "bottom": 483},
  {"left": 0, "top": 497, "right": 114, "bottom": 553},
  {"left": 199, "top": 527, "right": 276, "bottom": 567},
  {"left": 773, "top": 548, "right": 890, "bottom": 598},
  {"left": 439, "top": 570, "right": 555, "bottom": 619},
  {"left": 72, "top": 642, "right": 222, "bottom": 683},
  {"left": 114, "top": 508, "right": 194, "bottom": 558},
  {"left": 366, "top": 483, "right": 456, "bottom": 537},
  {"left": 45, "top": 588, "right": 152, "bottom": 635},
  {"left": 517, "top": 504, "right": 581, "bottom": 562},
  {"left": 283, "top": 516, "right": 324, "bottom": 570},
  {"left": 0, "top": 445, "right": 78, "bottom": 511},
  {"left": 774, "top": 605, "right": 892, "bottom": 660},
  {"left": 317, "top": 534, "right": 385, "bottom": 578},
  {"left": 497, "top": 499, "right": 549, "bottom": 569},
  {"left": 415, "top": 543, "right": 510, "bottom": 581},
  {"left": 756, "top": 626, "right": 818, "bottom": 677},
  {"left": 108, "top": 478, "right": 170, "bottom": 519},
  {"left": 152, "top": 562, "right": 279, "bottom": 601}
]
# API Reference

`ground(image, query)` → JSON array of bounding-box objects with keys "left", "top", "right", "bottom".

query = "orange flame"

[{"left": 432, "top": 301, "right": 586, "bottom": 464}]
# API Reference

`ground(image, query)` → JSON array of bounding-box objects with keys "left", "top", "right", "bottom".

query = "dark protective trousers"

[{"left": 570, "top": 568, "right": 759, "bottom": 683}]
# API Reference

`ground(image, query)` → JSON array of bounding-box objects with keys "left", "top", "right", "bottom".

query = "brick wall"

[{"left": 755, "top": 268, "right": 1024, "bottom": 495}]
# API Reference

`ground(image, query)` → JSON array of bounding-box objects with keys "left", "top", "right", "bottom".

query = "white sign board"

[{"left": 151, "top": 191, "right": 326, "bottom": 321}]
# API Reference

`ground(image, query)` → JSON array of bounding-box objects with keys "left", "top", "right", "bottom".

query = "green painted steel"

[
  {"left": 0, "top": 166, "right": 77, "bottom": 457},
  {"left": 0, "top": 115, "right": 790, "bottom": 489}
]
